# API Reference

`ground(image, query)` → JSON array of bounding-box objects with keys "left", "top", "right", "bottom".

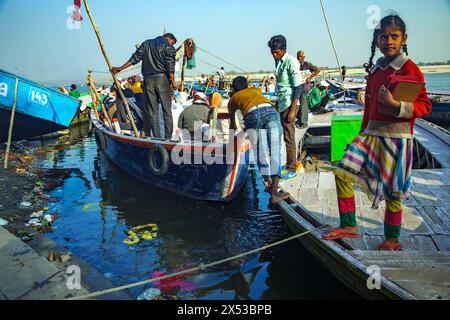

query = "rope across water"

[{"left": 67, "top": 225, "right": 326, "bottom": 300}]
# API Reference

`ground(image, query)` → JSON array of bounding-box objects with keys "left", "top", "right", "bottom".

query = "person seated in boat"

[
  {"left": 100, "top": 84, "right": 110, "bottom": 96},
  {"left": 268, "top": 77, "right": 276, "bottom": 93},
  {"left": 179, "top": 88, "right": 191, "bottom": 104},
  {"left": 103, "top": 88, "right": 117, "bottom": 109},
  {"left": 122, "top": 82, "right": 135, "bottom": 98},
  {"left": 69, "top": 84, "right": 81, "bottom": 99},
  {"left": 59, "top": 86, "right": 69, "bottom": 94},
  {"left": 228, "top": 76, "right": 290, "bottom": 205},
  {"left": 308, "top": 80, "right": 331, "bottom": 114},
  {"left": 177, "top": 92, "right": 214, "bottom": 141}
]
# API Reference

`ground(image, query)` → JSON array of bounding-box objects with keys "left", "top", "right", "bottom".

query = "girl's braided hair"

[{"left": 364, "top": 15, "right": 407, "bottom": 75}]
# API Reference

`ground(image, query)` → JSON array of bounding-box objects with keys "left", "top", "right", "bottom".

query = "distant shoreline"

[
  {"left": 320, "top": 65, "right": 450, "bottom": 77},
  {"left": 238, "top": 65, "right": 450, "bottom": 80},
  {"left": 46, "top": 65, "right": 450, "bottom": 87}
]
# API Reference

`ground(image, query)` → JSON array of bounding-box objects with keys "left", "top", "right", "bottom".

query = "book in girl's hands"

[{"left": 387, "top": 75, "right": 425, "bottom": 102}]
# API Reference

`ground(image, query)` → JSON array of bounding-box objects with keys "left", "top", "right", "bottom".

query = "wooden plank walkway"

[{"left": 278, "top": 114, "right": 450, "bottom": 300}]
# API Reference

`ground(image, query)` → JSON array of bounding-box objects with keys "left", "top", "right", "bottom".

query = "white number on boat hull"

[
  {"left": 29, "top": 89, "right": 49, "bottom": 106},
  {"left": 0, "top": 82, "right": 8, "bottom": 98}
]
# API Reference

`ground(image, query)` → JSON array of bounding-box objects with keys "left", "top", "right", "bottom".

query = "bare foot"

[{"left": 270, "top": 191, "right": 290, "bottom": 204}]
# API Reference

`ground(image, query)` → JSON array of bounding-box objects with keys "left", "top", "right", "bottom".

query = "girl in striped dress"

[{"left": 322, "top": 15, "right": 432, "bottom": 250}]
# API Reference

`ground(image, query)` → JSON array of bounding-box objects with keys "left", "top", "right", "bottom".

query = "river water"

[
  {"left": 31, "top": 125, "right": 358, "bottom": 300},
  {"left": 34, "top": 73, "right": 448, "bottom": 300}
]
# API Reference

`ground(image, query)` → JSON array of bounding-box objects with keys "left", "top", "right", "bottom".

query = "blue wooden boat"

[
  {"left": 426, "top": 91, "right": 450, "bottom": 129},
  {"left": 0, "top": 69, "right": 82, "bottom": 142},
  {"left": 92, "top": 112, "right": 251, "bottom": 201}
]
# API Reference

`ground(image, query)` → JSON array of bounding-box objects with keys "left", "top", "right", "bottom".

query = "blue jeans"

[{"left": 244, "top": 105, "right": 282, "bottom": 179}]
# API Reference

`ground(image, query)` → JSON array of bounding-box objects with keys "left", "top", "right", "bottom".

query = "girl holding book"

[{"left": 322, "top": 14, "right": 432, "bottom": 250}]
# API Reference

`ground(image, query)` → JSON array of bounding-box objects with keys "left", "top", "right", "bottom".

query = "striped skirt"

[{"left": 334, "top": 134, "right": 413, "bottom": 209}]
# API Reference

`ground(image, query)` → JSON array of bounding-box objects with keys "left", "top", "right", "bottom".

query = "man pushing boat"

[{"left": 112, "top": 33, "right": 178, "bottom": 139}]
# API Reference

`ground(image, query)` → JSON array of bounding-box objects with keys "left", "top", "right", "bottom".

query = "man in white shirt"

[
  {"left": 217, "top": 67, "right": 226, "bottom": 90},
  {"left": 100, "top": 84, "right": 110, "bottom": 96},
  {"left": 268, "top": 77, "right": 276, "bottom": 93}
]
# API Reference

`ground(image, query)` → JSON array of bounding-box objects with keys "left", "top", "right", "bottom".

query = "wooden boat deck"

[{"left": 278, "top": 111, "right": 450, "bottom": 300}]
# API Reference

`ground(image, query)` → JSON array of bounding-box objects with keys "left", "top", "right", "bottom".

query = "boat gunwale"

[
  {"left": 278, "top": 200, "right": 418, "bottom": 300},
  {"left": 0, "top": 68, "right": 82, "bottom": 104}
]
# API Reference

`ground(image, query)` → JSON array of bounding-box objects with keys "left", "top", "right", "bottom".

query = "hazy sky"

[{"left": 0, "top": 0, "right": 449, "bottom": 84}]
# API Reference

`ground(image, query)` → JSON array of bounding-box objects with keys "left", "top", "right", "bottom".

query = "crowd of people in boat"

[
  {"left": 111, "top": 13, "right": 433, "bottom": 251},
  {"left": 61, "top": 13, "right": 434, "bottom": 250}
]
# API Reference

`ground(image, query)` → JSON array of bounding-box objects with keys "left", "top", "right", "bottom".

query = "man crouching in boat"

[
  {"left": 112, "top": 33, "right": 178, "bottom": 139},
  {"left": 228, "top": 76, "right": 290, "bottom": 205},
  {"left": 177, "top": 92, "right": 222, "bottom": 141}
]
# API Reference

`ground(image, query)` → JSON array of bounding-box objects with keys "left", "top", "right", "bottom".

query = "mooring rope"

[
  {"left": 67, "top": 225, "right": 327, "bottom": 300},
  {"left": 319, "top": 0, "right": 343, "bottom": 80},
  {"left": 197, "top": 46, "right": 248, "bottom": 73}
]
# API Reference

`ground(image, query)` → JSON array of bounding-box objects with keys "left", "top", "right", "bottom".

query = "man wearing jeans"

[
  {"left": 268, "top": 35, "right": 302, "bottom": 180},
  {"left": 228, "top": 77, "right": 289, "bottom": 204},
  {"left": 113, "top": 33, "right": 178, "bottom": 139}
]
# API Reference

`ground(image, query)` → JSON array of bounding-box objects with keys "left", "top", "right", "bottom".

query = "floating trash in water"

[
  {"left": 0, "top": 205, "right": 4, "bottom": 210},
  {"left": 82, "top": 203, "right": 94, "bottom": 212},
  {"left": 137, "top": 288, "right": 161, "bottom": 300},
  {"left": 123, "top": 223, "right": 159, "bottom": 246},
  {"left": 30, "top": 211, "right": 44, "bottom": 218},
  {"left": 20, "top": 201, "right": 32, "bottom": 207},
  {"left": 0, "top": 218, "right": 8, "bottom": 226},
  {"left": 26, "top": 218, "right": 41, "bottom": 227}
]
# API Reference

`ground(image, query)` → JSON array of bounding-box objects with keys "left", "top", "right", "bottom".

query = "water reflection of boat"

[
  {"left": 0, "top": 69, "right": 81, "bottom": 142},
  {"left": 92, "top": 111, "right": 250, "bottom": 202}
]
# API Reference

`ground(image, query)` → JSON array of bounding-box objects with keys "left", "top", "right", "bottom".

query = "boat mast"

[{"left": 82, "top": 0, "right": 140, "bottom": 137}]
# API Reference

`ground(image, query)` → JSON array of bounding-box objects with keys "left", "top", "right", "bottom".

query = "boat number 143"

[{"left": 30, "top": 89, "right": 49, "bottom": 107}]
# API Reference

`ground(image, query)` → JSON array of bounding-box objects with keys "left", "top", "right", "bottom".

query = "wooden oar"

[
  {"left": 82, "top": 0, "right": 140, "bottom": 138},
  {"left": 87, "top": 70, "right": 113, "bottom": 130},
  {"left": 3, "top": 78, "right": 19, "bottom": 169},
  {"left": 88, "top": 81, "right": 98, "bottom": 120}
]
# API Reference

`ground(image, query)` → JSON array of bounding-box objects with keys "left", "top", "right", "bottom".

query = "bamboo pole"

[
  {"left": 180, "top": 55, "right": 187, "bottom": 92},
  {"left": 88, "top": 80, "right": 98, "bottom": 121},
  {"left": 82, "top": 0, "right": 139, "bottom": 137},
  {"left": 87, "top": 70, "right": 113, "bottom": 129},
  {"left": 3, "top": 78, "right": 19, "bottom": 169}
]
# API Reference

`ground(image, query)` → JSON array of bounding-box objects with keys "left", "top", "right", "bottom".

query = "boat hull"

[
  {"left": 92, "top": 119, "right": 250, "bottom": 202},
  {"left": 0, "top": 69, "right": 81, "bottom": 141},
  {"left": 425, "top": 101, "right": 450, "bottom": 129}
]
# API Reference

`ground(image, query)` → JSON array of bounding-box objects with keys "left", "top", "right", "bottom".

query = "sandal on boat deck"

[
  {"left": 322, "top": 228, "right": 359, "bottom": 241},
  {"left": 377, "top": 242, "right": 402, "bottom": 251}
]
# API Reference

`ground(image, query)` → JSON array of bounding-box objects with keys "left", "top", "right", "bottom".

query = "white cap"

[
  {"left": 320, "top": 80, "right": 330, "bottom": 87},
  {"left": 194, "top": 92, "right": 207, "bottom": 101}
]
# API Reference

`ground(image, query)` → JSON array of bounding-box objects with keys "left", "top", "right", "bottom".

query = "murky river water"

[{"left": 28, "top": 124, "right": 358, "bottom": 300}]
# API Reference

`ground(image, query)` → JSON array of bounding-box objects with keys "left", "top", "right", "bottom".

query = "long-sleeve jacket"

[
  {"left": 129, "top": 36, "right": 176, "bottom": 79},
  {"left": 362, "top": 53, "right": 432, "bottom": 139}
]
